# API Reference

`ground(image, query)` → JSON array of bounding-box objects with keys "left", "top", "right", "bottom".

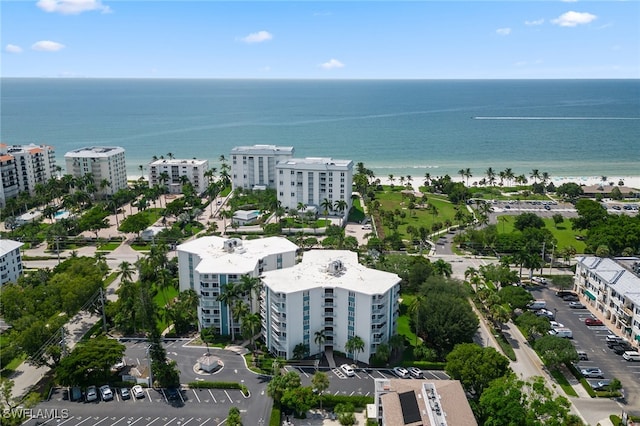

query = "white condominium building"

[
  {"left": 64, "top": 146, "right": 127, "bottom": 196},
  {"left": 0, "top": 143, "right": 57, "bottom": 207},
  {"left": 275, "top": 157, "right": 353, "bottom": 216},
  {"left": 575, "top": 256, "right": 640, "bottom": 344},
  {"left": 148, "top": 158, "right": 209, "bottom": 195},
  {"left": 0, "top": 239, "right": 24, "bottom": 287},
  {"left": 231, "top": 145, "right": 294, "bottom": 190},
  {"left": 261, "top": 250, "right": 401, "bottom": 363},
  {"left": 177, "top": 236, "right": 298, "bottom": 336}
]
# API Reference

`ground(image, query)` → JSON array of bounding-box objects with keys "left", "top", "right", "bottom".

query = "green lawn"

[
  {"left": 374, "top": 187, "right": 458, "bottom": 238},
  {"left": 97, "top": 242, "right": 120, "bottom": 251},
  {"left": 397, "top": 295, "right": 418, "bottom": 345},
  {"left": 154, "top": 286, "right": 179, "bottom": 332},
  {"left": 348, "top": 197, "right": 365, "bottom": 223},
  {"left": 496, "top": 215, "right": 586, "bottom": 252}
]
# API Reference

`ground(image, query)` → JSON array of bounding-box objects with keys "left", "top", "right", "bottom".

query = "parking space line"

[
  {"left": 208, "top": 389, "right": 217, "bottom": 403},
  {"left": 93, "top": 417, "right": 111, "bottom": 425},
  {"left": 145, "top": 389, "right": 153, "bottom": 402},
  {"left": 334, "top": 390, "right": 340, "bottom": 395},
  {"left": 181, "top": 418, "right": 194, "bottom": 425},
  {"left": 129, "top": 418, "right": 143, "bottom": 426},
  {"left": 298, "top": 367, "right": 309, "bottom": 378},
  {"left": 178, "top": 390, "right": 185, "bottom": 403},
  {"left": 146, "top": 417, "right": 160, "bottom": 425},
  {"left": 199, "top": 419, "right": 210, "bottom": 426},
  {"left": 163, "top": 417, "right": 177, "bottom": 426},
  {"left": 224, "top": 390, "right": 232, "bottom": 403},
  {"left": 376, "top": 370, "right": 386, "bottom": 378},
  {"left": 353, "top": 372, "right": 362, "bottom": 379},
  {"left": 74, "top": 417, "right": 93, "bottom": 425},
  {"left": 111, "top": 417, "right": 127, "bottom": 425},
  {"left": 55, "top": 416, "right": 77, "bottom": 425},
  {"left": 367, "top": 372, "right": 376, "bottom": 379},
  {"left": 192, "top": 389, "right": 201, "bottom": 402}
]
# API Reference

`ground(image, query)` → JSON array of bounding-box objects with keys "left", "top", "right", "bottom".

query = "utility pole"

[
  {"left": 100, "top": 288, "right": 107, "bottom": 333},
  {"left": 540, "top": 241, "right": 546, "bottom": 275},
  {"left": 549, "top": 243, "right": 555, "bottom": 275}
]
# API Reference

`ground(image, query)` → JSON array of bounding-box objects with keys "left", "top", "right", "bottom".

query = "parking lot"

[{"left": 531, "top": 286, "right": 640, "bottom": 407}]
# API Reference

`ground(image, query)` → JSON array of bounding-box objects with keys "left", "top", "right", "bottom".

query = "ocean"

[{"left": 1, "top": 78, "right": 639, "bottom": 180}]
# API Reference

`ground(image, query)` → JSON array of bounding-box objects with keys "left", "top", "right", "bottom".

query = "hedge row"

[
  {"left": 269, "top": 403, "right": 281, "bottom": 426},
  {"left": 320, "top": 395, "right": 374, "bottom": 410}
]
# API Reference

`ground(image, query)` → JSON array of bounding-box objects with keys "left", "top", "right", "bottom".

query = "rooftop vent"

[
  {"left": 223, "top": 238, "right": 243, "bottom": 252},
  {"left": 327, "top": 260, "right": 345, "bottom": 275}
]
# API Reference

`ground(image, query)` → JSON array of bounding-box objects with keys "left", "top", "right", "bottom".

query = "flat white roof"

[
  {"left": 263, "top": 250, "right": 400, "bottom": 294},
  {"left": 64, "top": 146, "right": 125, "bottom": 158},
  {"left": 231, "top": 145, "right": 294, "bottom": 154},
  {"left": 0, "top": 239, "right": 23, "bottom": 256},
  {"left": 149, "top": 158, "right": 208, "bottom": 166},
  {"left": 178, "top": 236, "right": 298, "bottom": 275},
  {"left": 276, "top": 157, "right": 353, "bottom": 169},
  {"left": 577, "top": 256, "right": 640, "bottom": 305}
]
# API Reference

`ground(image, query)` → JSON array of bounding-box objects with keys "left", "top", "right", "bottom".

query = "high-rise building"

[
  {"left": 177, "top": 236, "right": 298, "bottom": 336},
  {"left": 0, "top": 143, "right": 56, "bottom": 207},
  {"left": 64, "top": 146, "right": 127, "bottom": 196},
  {"left": 148, "top": 158, "right": 209, "bottom": 195},
  {"left": 230, "top": 145, "right": 294, "bottom": 190},
  {"left": 261, "top": 250, "right": 400, "bottom": 362},
  {"left": 275, "top": 157, "right": 353, "bottom": 217}
]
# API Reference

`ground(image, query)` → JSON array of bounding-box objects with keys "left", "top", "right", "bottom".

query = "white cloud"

[
  {"left": 320, "top": 59, "right": 345, "bottom": 70},
  {"left": 496, "top": 28, "right": 511, "bottom": 36},
  {"left": 240, "top": 30, "right": 273, "bottom": 44},
  {"left": 32, "top": 40, "right": 66, "bottom": 52},
  {"left": 552, "top": 11, "right": 597, "bottom": 27},
  {"left": 525, "top": 19, "right": 544, "bottom": 26},
  {"left": 36, "top": 0, "right": 111, "bottom": 15},
  {"left": 5, "top": 44, "right": 23, "bottom": 53}
]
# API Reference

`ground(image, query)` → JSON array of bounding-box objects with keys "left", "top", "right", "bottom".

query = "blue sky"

[{"left": 2, "top": 0, "right": 639, "bottom": 79}]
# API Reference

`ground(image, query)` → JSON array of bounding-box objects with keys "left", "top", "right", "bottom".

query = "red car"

[{"left": 585, "top": 317, "right": 604, "bottom": 326}]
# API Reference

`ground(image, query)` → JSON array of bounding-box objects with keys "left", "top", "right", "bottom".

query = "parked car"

[
  {"left": 590, "top": 379, "right": 612, "bottom": 391},
  {"left": 611, "top": 342, "right": 634, "bottom": 355},
  {"left": 527, "top": 300, "right": 547, "bottom": 311},
  {"left": 584, "top": 317, "right": 603, "bottom": 326},
  {"left": 70, "top": 386, "right": 83, "bottom": 402},
  {"left": 549, "top": 321, "right": 564, "bottom": 329},
  {"left": 606, "top": 335, "right": 625, "bottom": 348},
  {"left": 166, "top": 386, "right": 180, "bottom": 400},
  {"left": 85, "top": 385, "right": 98, "bottom": 403},
  {"left": 393, "top": 367, "right": 409, "bottom": 378},
  {"left": 556, "top": 291, "right": 576, "bottom": 298},
  {"left": 131, "top": 385, "right": 145, "bottom": 399},
  {"left": 569, "top": 302, "right": 586, "bottom": 309},
  {"left": 340, "top": 364, "right": 355, "bottom": 377},
  {"left": 623, "top": 351, "right": 640, "bottom": 362},
  {"left": 581, "top": 368, "right": 604, "bottom": 379},
  {"left": 99, "top": 385, "right": 113, "bottom": 401},
  {"left": 407, "top": 367, "right": 423, "bottom": 378},
  {"left": 577, "top": 350, "right": 589, "bottom": 361},
  {"left": 536, "top": 309, "right": 555, "bottom": 319},
  {"left": 562, "top": 295, "right": 579, "bottom": 302},
  {"left": 120, "top": 387, "right": 130, "bottom": 400},
  {"left": 548, "top": 327, "right": 573, "bottom": 338}
]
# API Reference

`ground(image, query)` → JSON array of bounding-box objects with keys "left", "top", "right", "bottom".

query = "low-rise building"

[
  {"left": 575, "top": 256, "right": 640, "bottom": 344},
  {"left": 177, "top": 236, "right": 298, "bottom": 336},
  {"left": 0, "top": 239, "right": 24, "bottom": 286},
  {"left": 374, "top": 378, "right": 477, "bottom": 426},
  {"left": 261, "top": 250, "right": 400, "bottom": 362},
  {"left": 148, "top": 158, "right": 209, "bottom": 195},
  {"left": 232, "top": 210, "right": 261, "bottom": 226}
]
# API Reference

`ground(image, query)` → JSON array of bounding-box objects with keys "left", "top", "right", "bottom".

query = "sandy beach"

[{"left": 371, "top": 174, "right": 640, "bottom": 193}]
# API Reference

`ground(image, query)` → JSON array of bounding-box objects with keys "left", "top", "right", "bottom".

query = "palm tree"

[
  {"left": 424, "top": 172, "right": 431, "bottom": 187},
  {"left": 240, "top": 313, "right": 261, "bottom": 351},
  {"left": 321, "top": 198, "right": 332, "bottom": 226},
  {"left": 464, "top": 168, "right": 472, "bottom": 186},
  {"left": 311, "top": 371, "right": 330, "bottom": 409},
  {"left": 389, "top": 334, "right": 405, "bottom": 359},
  {"left": 458, "top": 169, "right": 465, "bottom": 183},
  {"left": 345, "top": 335, "right": 365, "bottom": 361},
  {"left": 217, "top": 282, "right": 241, "bottom": 341},
  {"left": 239, "top": 274, "right": 262, "bottom": 314},
  {"left": 118, "top": 261, "right": 136, "bottom": 284},
  {"left": 388, "top": 174, "right": 395, "bottom": 187},
  {"left": 334, "top": 199, "right": 348, "bottom": 218},
  {"left": 485, "top": 168, "right": 496, "bottom": 186},
  {"left": 314, "top": 329, "right": 326, "bottom": 359},
  {"left": 433, "top": 259, "right": 452, "bottom": 277},
  {"left": 504, "top": 168, "right": 514, "bottom": 187},
  {"left": 530, "top": 169, "right": 540, "bottom": 184}
]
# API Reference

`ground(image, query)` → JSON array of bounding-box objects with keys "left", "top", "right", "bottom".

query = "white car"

[
  {"left": 340, "top": 364, "right": 355, "bottom": 377},
  {"left": 85, "top": 385, "right": 98, "bottom": 402},
  {"left": 131, "top": 385, "right": 145, "bottom": 399},
  {"left": 549, "top": 321, "right": 564, "bottom": 329},
  {"left": 393, "top": 367, "right": 409, "bottom": 378},
  {"left": 99, "top": 385, "right": 113, "bottom": 401},
  {"left": 407, "top": 367, "right": 423, "bottom": 378}
]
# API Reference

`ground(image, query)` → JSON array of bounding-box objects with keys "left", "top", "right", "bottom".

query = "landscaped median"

[{"left": 187, "top": 381, "right": 250, "bottom": 397}]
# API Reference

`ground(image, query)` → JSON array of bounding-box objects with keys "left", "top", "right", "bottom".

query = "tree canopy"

[
  {"left": 445, "top": 343, "right": 511, "bottom": 397},
  {"left": 56, "top": 336, "right": 125, "bottom": 386}
]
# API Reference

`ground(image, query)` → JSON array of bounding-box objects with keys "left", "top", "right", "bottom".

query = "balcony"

[
  {"left": 321, "top": 302, "right": 336, "bottom": 308},
  {"left": 322, "top": 311, "right": 336, "bottom": 318}
]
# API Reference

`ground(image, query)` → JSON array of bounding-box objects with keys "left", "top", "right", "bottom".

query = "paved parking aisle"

[{"left": 27, "top": 415, "right": 216, "bottom": 426}]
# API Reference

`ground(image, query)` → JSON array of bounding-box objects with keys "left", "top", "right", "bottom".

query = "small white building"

[
  {"left": 232, "top": 210, "right": 261, "bottom": 226},
  {"left": 15, "top": 210, "right": 43, "bottom": 226},
  {"left": 177, "top": 236, "right": 298, "bottom": 336},
  {"left": 261, "top": 250, "right": 401, "bottom": 362},
  {"left": 141, "top": 226, "right": 166, "bottom": 242},
  {"left": 275, "top": 157, "right": 353, "bottom": 219},
  {"left": 231, "top": 145, "right": 294, "bottom": 190},
  {"left": 64, "top": 146, "right": 127, "bottom": 196},
  {"left": 148, "top": 158, "right": 209, "bottom": 195},
  {"left": 0, "top": 239, "right": 24, "bottom": 286}
]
